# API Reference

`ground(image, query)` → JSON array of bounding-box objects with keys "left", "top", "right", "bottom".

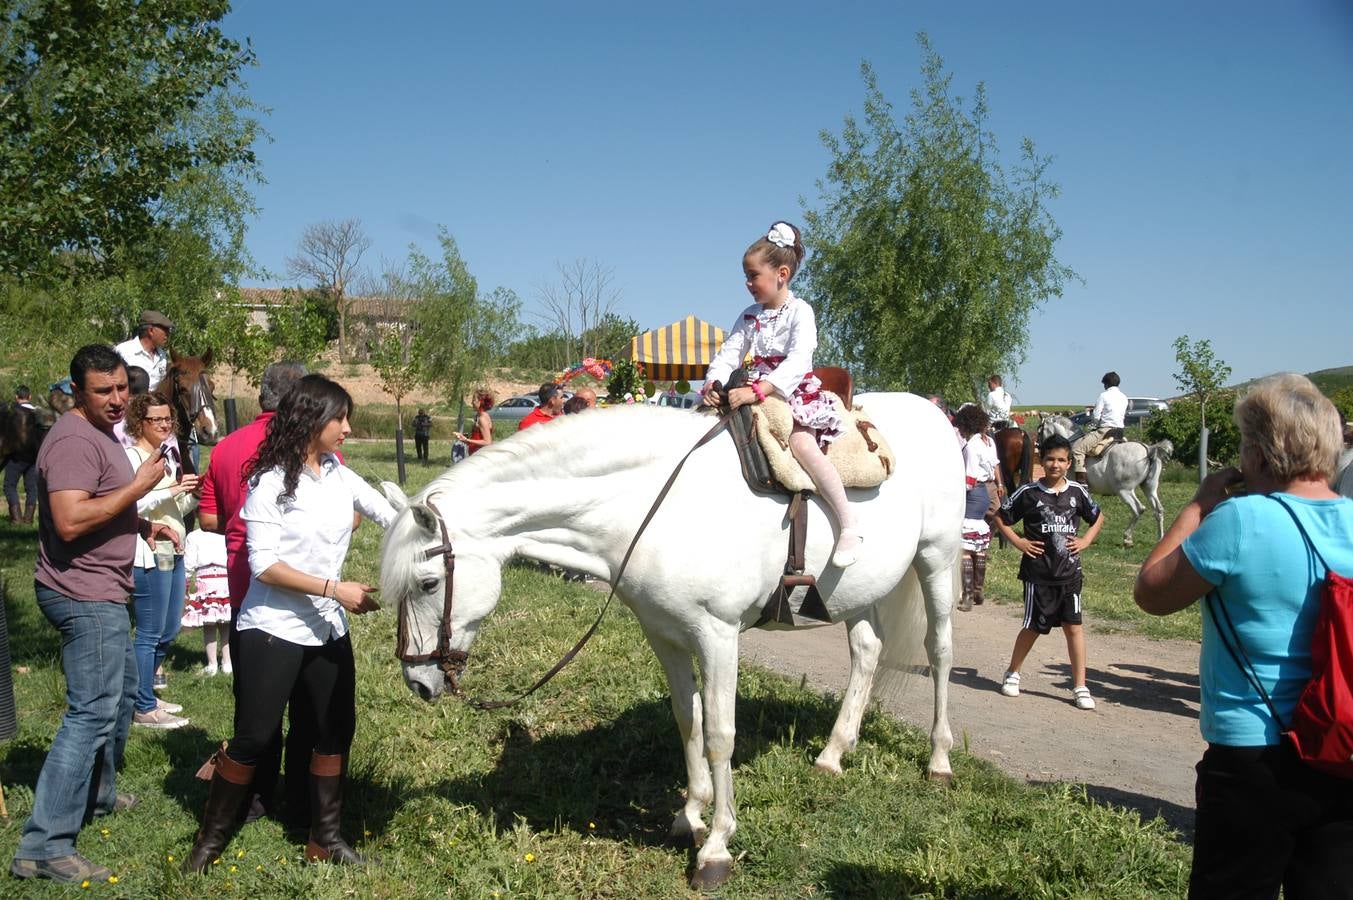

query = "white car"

[{"left": 1125, "top": 397, "right": 1168, "bottom": 427}]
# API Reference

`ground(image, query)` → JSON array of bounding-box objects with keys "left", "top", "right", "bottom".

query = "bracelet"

[
  {"left": 750, "top": 382, "right": 766, "bottom": 402},
  {"left": 323, "top": 579, "right": 330, "bottom": 598}
]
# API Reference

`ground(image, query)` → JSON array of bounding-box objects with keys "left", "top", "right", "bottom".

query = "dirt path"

[{"left": 739, "top": 602, "right": 1205, "bottom": 837}]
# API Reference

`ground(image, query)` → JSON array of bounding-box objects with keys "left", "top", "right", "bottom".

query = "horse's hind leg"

[
  {"left": 1117, "top": 487, "right": 1144, "bottom": 547},
  {"left": 915, "top": 545, "right": 956, "bottom": 782},
  {"left": 814, "top": 610, "right": 883, "bottom": 775},
  {"left": 644, "top": 632, "right": 711, "bottom": 847}
]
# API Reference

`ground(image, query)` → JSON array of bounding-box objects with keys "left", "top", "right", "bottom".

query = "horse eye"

[{"left": 419, "top": 579, "right": 440, "bottom": 594}]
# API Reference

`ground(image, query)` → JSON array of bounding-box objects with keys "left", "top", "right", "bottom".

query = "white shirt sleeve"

[
  {"left": 338, "top": 465, "right": 396, "bottom": 528},
  {"left": 704, "top": 310, "right": 755, "bottom": 386},
  {"left": 762, "top": 301, "right": 817, "bottom": 400},
  {"left": 242, "top": 471, "right": 286, "bottom": 578}
]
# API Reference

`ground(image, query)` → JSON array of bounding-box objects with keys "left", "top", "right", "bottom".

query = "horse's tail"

[
  {"left": 871, "top": 567, "right": 939, "bottom": 702},
  {"left": 1144, "top": 439, "right": 1173, "bottom": 490},
  {"left": 1019, "top": 430, "right": 1033, "bottom": 486}
]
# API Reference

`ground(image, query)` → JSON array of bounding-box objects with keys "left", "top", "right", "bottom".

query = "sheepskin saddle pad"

[{"left": 752, "top": 395, "right": 895, "bottom": 494}]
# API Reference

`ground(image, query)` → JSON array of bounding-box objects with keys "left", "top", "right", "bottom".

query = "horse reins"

[{"left": 410, "top": 409, "right": 734, "bottom": 711}]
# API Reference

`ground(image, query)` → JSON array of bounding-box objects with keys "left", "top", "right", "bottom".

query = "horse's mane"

[
  {"left": 380, "top": 406, "right": 718, "bottom": 600},
  {"left": 415, "top": 405, "right": 716, "bottom": 502}
]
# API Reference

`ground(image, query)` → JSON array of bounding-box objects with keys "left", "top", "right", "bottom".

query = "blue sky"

[{"left": 225, "top": 1, "right": 1353, "bottom": 405}]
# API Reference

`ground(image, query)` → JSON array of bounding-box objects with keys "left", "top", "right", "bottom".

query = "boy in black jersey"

[{"left": 994, "top": 434, "right": 1105, "bottom": 710}]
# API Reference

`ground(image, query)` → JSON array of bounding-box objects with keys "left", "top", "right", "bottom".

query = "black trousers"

[
  {"left": 414, "top": 434, "right": 429, "bottom": 460},
  {"left": 227, "top": 630, "right": 355, "bottom": 766},
  {"left": 229, "top": 611, "right": 314, "bottom": 815},
  {"left": 1190, "top": 742, "right": 1353, "bottom": 899}
]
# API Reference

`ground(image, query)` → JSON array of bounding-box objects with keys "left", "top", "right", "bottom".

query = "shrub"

[
  {"left": 1145, "top": 392, "right": 1239, "bottom": 466},
  {"left": 1327, "top": 386, "right": 1353, "bottom": 424}
]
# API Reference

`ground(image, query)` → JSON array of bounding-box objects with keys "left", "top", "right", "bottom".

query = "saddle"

[
  {"left": 1088, "top": 427, "right": 1126, "bottom": 459},
  {"left": 710, "top": 367, "right": 894, "bottom": 629}
]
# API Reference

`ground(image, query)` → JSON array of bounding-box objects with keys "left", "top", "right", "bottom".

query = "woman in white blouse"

[{"left": 185, "top": 375, "right": 394, "bottom": 873}]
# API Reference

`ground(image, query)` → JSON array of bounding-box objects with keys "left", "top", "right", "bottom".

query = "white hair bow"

[{"left": 766, "top": 222, "right": 795, "bottom": 248}]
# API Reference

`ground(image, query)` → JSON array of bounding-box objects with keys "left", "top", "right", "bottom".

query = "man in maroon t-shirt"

[
  {"left": 12, "top": 345, "right": 175, "bottom": 885},
  {"left": 517, "top": 382, "right": 565, "bottom": 431},
  {"left": 198, "top": 361, "right": 312, "bottom": 827}
]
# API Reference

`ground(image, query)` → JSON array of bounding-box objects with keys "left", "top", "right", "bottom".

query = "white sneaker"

[
  {"left": 133, "top": 708, "right": 189, "bottom": 729},
  {"left": 1000, "top": 671, "right": 1020, "bottom": 697},
  {"left": 221, "top": 658, "right": 233, "bottom": 675},
  {"left": 201, "top": 663, "right": 218, "bottom": 677},
  {"left": 1073, "top": 686, "right": 1096, "bottom": 710},
  {"left": 156, "top": 698, "right": 183, "bottom": 714}
]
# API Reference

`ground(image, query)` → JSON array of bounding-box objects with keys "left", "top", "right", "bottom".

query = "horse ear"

[
  {"left": 381, "top": 480, "right": 408, "bottom": 510},
  {"left": 170, "top": 348, "right": 181, "bottom": 363},
  {"left": 202, "top": 348, "right": 214, "bottom": 367},
  {"left": 411, "top": 504, "right": 439, "bottom": 536}
]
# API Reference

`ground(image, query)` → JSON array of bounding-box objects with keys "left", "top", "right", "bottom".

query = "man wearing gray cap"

[{"left": 114, "top": 311, "right": 174, "bottom": 392}]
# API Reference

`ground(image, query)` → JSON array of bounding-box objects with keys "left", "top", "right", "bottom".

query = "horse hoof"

[
  {"left": 927, "top": 769, "right": 954, "bottom": 786},
  {"left": 668, "top": 825, "right": 707, "bottom": 849},
  {"left": 689, "top": 858, "right": 733, "bottom": 890},
  {"left": 813, "top": 758, "right": 843, "bottom": 776}
]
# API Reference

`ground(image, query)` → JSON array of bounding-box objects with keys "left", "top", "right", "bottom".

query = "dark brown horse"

[
  {"left": 166, "top": 349, "right": 219, "bottom": 474},
  {"left": 993, "top": 425, "right": 1034, "bottom": 495}
]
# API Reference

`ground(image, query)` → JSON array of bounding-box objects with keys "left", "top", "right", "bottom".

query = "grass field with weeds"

[{"left": 0, "top": 440, "right": 1193, "bottom": 897}]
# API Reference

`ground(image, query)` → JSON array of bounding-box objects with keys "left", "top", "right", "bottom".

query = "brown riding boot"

[
  {"left": 7, "top": 502, "right": 19, "bottom": 524},
  {"left": 958, "top": 553, "right": 974, "bottom": 612},
  {"left": 22, "top": 502, "right": 36, "bottom": 524},
  {"left": 305, "top": 753, "right": 367, "bottom": 865},
  {"left": 184, "top": 747, "right": 255, "bottom": 874},
  {"left": 972, "top": 551, "right": 988, "bottom": 606}
]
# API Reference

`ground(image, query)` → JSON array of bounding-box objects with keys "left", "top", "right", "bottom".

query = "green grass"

[{"left": 0, "top": 443, "right": 1192, "bottom": 897}]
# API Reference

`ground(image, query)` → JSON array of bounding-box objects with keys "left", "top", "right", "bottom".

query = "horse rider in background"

[
  {"left": 1071, "top": 371, "right": 1127, "bottom": 486},
  {"left": 984, "top": 375, "right": 1013, "bottom": 431},
  {"left": 114, "top": 311, "right": 174, "bottom": 393}
]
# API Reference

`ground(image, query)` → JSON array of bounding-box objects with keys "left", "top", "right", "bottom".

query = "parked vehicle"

[
  {"left": 487, "top": 395, "right": 540, "bottom": 422},
  {"left": 1067, "top": 397, "right": 1167, "bottom": 431},
  {"left": 649, "top": 390, "right": 704, "bottom": 410},
  {"left": 1125, "top": 397, "right": 1168, "bottom": 427}
]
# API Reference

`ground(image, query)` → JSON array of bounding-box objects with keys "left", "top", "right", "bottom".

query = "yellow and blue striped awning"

[{"left": 626, "top": 315, "right": 726, "bottom": 382}]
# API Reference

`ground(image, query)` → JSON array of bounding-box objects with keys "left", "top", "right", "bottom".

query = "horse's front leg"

[
  {"left": 643, "top": 632, "right": 710, "bottom": 847},
  {"left": 815, "top": 611, "right": 882, "bottom": 775},
  {"left": 916, "top": 553, "right": 956, "bottom": 782},
  {"left": 690, "top": 627, "right": 740, "bottom": 890}
]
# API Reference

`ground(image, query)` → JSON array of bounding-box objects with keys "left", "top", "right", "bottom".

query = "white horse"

[
  {"left": 378, "top": 397, "right": 963, "bottom": 889},
  {"left": 1038, "top": 415, "right": 1174, "bottom": 546}
]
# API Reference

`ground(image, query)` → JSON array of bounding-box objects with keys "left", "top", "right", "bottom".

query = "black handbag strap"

[
  {"left": 1207, "top": 590, "right": 1287, "bottom": 731},
  {"left": 1205, "top": 495, "right": 1337, "bottom": 734}
]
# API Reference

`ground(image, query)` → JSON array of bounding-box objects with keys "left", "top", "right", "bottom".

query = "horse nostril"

[{"left": 412, "top": 681, "right": 433, "bottom": 701}]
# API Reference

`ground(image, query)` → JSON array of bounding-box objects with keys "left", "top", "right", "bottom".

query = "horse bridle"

[
  {"left": 397, "top": 499, "right": 468, "bottom": 693},
  {"left": 400, "top": 410, "right": 735, "bottom": 710}
]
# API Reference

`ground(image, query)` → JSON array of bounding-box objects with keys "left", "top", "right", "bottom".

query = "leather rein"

[{"left": 402, "top": 409, "right": 734, "bottom": 710}]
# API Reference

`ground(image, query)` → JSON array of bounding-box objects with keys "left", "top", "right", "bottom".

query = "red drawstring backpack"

[{"left": 1208, "top": 496, "right": 1353, "bottom": 778}]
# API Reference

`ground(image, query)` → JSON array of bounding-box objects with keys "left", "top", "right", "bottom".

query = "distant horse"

[
  {"left": 166, "top": 349, "right": 219, "bottom": 472},
  {"left": 993, "top": 425, "right": 1034, "bottom": 494},
  {"left": 1037, "top": 415, "right": 1173, "bottom": 547},
  {"left": 378, "top": 397, "right": 963, "bottom": 889}
]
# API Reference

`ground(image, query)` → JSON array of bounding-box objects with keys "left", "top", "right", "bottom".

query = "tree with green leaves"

[
  {"left": 1, "top": 0, "right": 258, "bottom": 279},
  {"left": 408, "top": 228, "right": 520, "bottom": 419},
  {"left": 803, "top": 34, "right": 1076, "bottom": 398},
  {"left": 1171, "top": 335, "right": 1232, "bottom": 433},
  {"left": 370, "top": 325, "right": 419, "bottom": 431}
]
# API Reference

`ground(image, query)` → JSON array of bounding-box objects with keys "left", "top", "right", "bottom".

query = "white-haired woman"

[{"left": 1135, "top": 374, "right": 1353, "bottom": 897}]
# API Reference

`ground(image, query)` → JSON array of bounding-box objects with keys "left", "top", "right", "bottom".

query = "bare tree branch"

[
  {"left": 533, "top": 258, "right": 621, "bottom": 368},
  {"left": 286, "top": 218, "right": 372, "bottom": 361}
]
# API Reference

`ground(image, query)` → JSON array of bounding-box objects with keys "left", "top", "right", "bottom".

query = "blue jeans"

[
  {"left": 132, "top": 557, "right": 186, "bottom": 713},
  {"left": 14, "top": 587, "right": 137, "bottom": 861}
]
